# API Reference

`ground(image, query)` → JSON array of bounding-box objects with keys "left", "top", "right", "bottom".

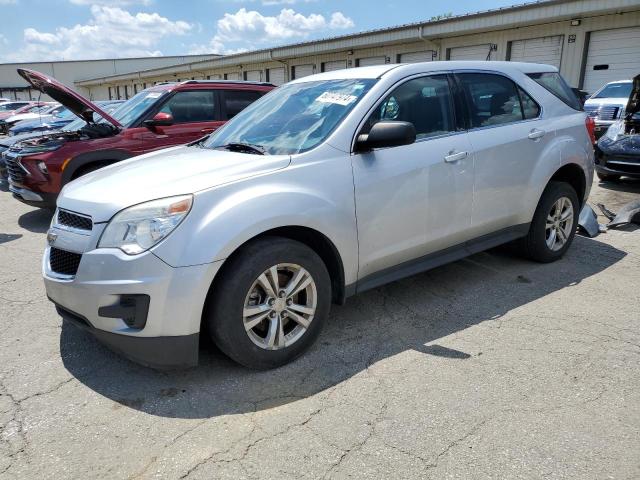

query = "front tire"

[
  {"left": 519, "top": 181, "right": 579, "bottom": 263},
  {"left": 206, "top": 236, "right": 331, "bottom": 369}
]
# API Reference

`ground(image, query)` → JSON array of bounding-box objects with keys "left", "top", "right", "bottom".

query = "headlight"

[{"left": 98, "top": 195, "right": 193, "bottom": 255}]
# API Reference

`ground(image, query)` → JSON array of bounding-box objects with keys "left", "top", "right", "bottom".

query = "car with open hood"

[
  {"left": 595, "top": 74, "right": 640, "bottom": 181},
  {"left": 43, "top": 61, "right": 594, "bottom": 369},
  {"left": 6, "top": 69, "right": 274, "bottom": 207}
]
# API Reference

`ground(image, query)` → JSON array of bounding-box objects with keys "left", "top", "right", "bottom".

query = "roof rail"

[{"left": 180, "top": 79, "right": 275, "bottom": 87}]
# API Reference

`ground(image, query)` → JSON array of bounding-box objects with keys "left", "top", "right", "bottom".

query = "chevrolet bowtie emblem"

[{"left": 47, "top": 231, "right": 58, "bottom": 246}]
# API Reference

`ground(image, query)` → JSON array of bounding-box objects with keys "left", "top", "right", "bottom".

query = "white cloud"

[
  {"left": 190, "top": 7, "right": 354, "bottom": 55},
  {"left": 69, "top": 0, "right": 152, "bottom": 5},
  {"left": 329, "top": 12, "right": 354, "bottom": 29},
  {"left": 5, "top": 5, "right": 192, "bottom": 61}
]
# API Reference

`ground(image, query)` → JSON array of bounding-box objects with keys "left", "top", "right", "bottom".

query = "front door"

[
  {"left": 351, "top": 74, "right": 474, "bottom": 282},
  {"left": 140, "top": 89, "right": 225, "bottom": 152}
]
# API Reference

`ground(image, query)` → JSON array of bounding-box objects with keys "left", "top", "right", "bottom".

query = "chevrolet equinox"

[{"left": 44, "top": 62, "right": 594, "bottom": 369}]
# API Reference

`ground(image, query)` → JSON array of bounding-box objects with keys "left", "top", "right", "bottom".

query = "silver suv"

[{"left": 43, "top": 62, "right": 594, "bottom": 369}]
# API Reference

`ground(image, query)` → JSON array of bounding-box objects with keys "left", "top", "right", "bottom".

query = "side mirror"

[
  {"left": 144, "top": 112, "right": 174, "bottom": 129},
  {"left": 355, "top": 121, "right": 416, "bottom": 152}
]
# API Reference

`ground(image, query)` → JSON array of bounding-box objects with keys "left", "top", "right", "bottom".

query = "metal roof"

[{"left": 76, "top": 0, "right": 640, "bottom": 86}]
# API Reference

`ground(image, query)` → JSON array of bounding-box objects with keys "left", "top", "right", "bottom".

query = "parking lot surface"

[{"left": 1, "top": 177, "right": 639, "bottom": 479}]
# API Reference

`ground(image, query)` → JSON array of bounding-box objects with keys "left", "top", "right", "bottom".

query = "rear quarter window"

[{"left": 527, "top": 72, "right": 582, "bottom": 111}]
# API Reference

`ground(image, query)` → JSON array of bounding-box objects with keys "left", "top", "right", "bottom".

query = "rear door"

[
  {"left": 352, "top": 74, "right": 474, "bottom": 282},
  {"left": 220, "top": 89, "right": 267, "bottom": 120},
  {"left": 455, "top": 72, "right": 549, "bottom": 236},
  {"left": 139, "top": 89, "right": 224, "bottom": 151}
]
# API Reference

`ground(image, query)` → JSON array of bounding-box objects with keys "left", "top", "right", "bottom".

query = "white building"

[
  {"left": 0, "top": 54, "right": 219, "bottom": 101},
  {"left": 75, "top": 0, "right": 640, "bottom": 99},
  {"left": 2, "top": 0, "right": 639, "bottom": 101}
]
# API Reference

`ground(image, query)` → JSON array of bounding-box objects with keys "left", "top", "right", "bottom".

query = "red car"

[
  {"left": 6, "top": 69, "right": 274, "bottom": 208},
  {"left": 0, "top": 101, "right": 46, "bottom": 121}
]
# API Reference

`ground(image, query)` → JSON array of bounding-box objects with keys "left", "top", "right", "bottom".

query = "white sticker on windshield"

[
  {"left": 146, "top": 92, "right": 162, "bottom": 98},
  {"left": 315, "top": 92, "right": 357, "bottom": 106}
]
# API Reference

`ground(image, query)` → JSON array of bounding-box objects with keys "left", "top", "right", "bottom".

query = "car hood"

[
  {"left": 58, "top": 146, "right": 291, "bottom": 222},
  {"left": 17, "top": 69, "right": 122, "bottom": 128},
  {"left": 0, "top": 130, "right": 51, "bottom": 147}
]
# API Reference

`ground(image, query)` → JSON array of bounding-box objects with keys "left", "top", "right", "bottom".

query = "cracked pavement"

[{"left": 0, "top": 178, "right": 639, "bottom": 479}]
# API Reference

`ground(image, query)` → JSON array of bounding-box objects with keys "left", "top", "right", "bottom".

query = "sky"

[{"left": 0, "top": 0, "right": 520, "bottom": 63}]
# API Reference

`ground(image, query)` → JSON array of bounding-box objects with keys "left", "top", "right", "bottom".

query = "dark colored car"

[
  {"left": 6, "top": 69, "right": 274, "bottom": 208},
  {"left": 595, "top": 74, "right": 640, "bottom": 181},
  {"left": 0, "top": 102, "right": 124, "bottom": 182}
]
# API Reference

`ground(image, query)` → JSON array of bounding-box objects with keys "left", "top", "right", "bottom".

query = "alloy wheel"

[
  {"left": 545, "top": 196, "right": 574, "bottom": 251},
  {"left": 242, "top": 263, "right": 317, "bottom": 350}
]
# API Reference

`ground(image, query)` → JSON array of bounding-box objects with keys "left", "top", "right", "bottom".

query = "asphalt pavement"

[{"left": 0, "top": 177, "right": 639, "bottom": 479}]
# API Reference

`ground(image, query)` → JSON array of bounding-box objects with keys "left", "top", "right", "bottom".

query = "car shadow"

[
  {"left": 60, "top": 235, "right": 626, "bottom": 419},
  {"left": 18, "top": 208, "right": 54, "bottom": 233},
  {"left": 598, "top": 177, "right": 640, "bottom": 194}
]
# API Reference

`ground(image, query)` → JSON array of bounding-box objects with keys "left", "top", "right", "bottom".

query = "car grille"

[
  {"left": 3, "top": 152, "right": 26, "bottom": 184},
  {"left": 57, "top": 210, "right": 93, "bottom": 231},
  {"left": 49, "top": 247, "right": 82, "bottom": 276},
  {"left": 584, "top": 105, "right": 621, "bottom": 121}
]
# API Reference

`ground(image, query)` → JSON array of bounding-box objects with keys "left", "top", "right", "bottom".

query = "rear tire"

[
  {"left": 518, "top": 181, "right": 579, "bottom": 263},
  {"left": 597, "top": 172, "right": 621, "bottom": 182},
  {"left": 206, "top": 236, "right": 331, "bottom": 369}
]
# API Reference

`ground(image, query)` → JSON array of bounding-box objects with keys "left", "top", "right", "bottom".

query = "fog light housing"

[{"left": 98, "top": 294, "right": 150, "bottom": 329}]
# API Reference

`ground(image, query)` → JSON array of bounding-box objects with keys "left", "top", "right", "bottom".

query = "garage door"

[
  {"left": 244, "top": 70, "right": 262, "bottom": 82},
  {"left": 583, "top": 27, "right": 640, "bottom": 94},
  {"left": 399, "top": 51, "right": 434, "bottom": 63},
  {"left": 225, "top": 72, "right": 240, "bottom": 80},
  {"left": 357, "top": 56, "right": 386, "bottom": 67},
  {"left": 449, "top": 44, "right": 496, "bottom": 61},
  {"left": 322, "top": 60, "right": 347, "bottom": 72},
  {"left": 292, "top": 64, "right": 314, "bottom": 79},
  {"left": 267, "top": 67, "right": 286, "bottom": 86},
  {"left": 509, "top": 35, "right": 563, "bottom": 68}
]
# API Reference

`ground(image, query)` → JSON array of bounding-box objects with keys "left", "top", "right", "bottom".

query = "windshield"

[
  {"left": 61, "top": 93, "right": 159, "bottom": 132},
  {"left": 594, "top": 82, "right": 633, "bottom": 99},
  {"left": 203, "top": 79, "right": 376, "bottom": 155}
]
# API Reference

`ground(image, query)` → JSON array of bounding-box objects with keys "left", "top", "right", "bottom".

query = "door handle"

[
  {"left": 444, "top": 151, "right": 468, "bottom": 163},
  {"left": 528, "top": 128, "right": 546, "bottom": 140}
]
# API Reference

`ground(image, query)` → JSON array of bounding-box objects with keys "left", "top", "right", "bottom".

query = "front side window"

[
  {"left": 157, "top": 90, "right": 217, "bottom": 123},
  {"left": 223, "top": 90, "right": 265, "bottom": 120},
  {"left": 362, "top": 75, "right": 456, "bottom": 140},
  {"left": 203, "top": 79, "right": 376, "bottom": 155}
]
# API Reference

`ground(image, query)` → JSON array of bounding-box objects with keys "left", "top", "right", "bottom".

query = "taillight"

[{"left": 585, "top": 115, "right": 596, "bottom": 144}]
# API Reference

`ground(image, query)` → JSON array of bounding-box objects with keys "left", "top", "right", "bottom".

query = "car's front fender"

[{"left": 152, "top": 155, "right": 359, "bottom": 286}]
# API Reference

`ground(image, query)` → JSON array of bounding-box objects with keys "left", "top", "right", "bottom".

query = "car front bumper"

[{"left": 43, "top": 239, "right": 223, "bottom": 369}]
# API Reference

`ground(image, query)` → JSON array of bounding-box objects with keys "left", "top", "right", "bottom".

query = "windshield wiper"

[{"left": 216, "top": 142, "right": 268, "bottom": 155}]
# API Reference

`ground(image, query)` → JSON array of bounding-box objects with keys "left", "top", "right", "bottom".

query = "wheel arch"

[
  {"left": 209, "top": 225, "right": 347, "bottom": 307},
  {"left": 548, "top": 163, "right": 587, "bottom": 207},
  {"left": 61, "top": 149, "right": 132, "bottom": 185}
]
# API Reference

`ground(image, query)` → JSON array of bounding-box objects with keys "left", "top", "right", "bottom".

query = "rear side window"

[
  {"left": 458, "top": 73, "right": 533, "bottom": 128},
  {"left": 363, "top": 75, "right": 456, "bottom": 140},
  {"left": 223, "top": 90, "right": 264, "bottom": 120},
  {"left": 527, "top": 72, "right": 582, "bottom": 110},
  {"left": 159, "top": 90, "right": 217, "bottom": 123}
]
